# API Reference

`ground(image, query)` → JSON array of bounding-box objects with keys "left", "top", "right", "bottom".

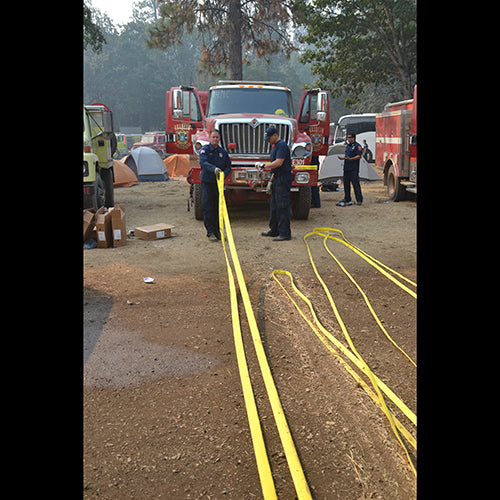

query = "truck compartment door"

[
  {"left": 165, "top": 87, "right": 205, "bottom": 155},
  {"left": 296, "top": 89, "right": 330, "bottom": 156}
]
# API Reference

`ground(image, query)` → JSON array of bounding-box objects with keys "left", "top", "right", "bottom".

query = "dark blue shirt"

[
  {"left": 270, "top": 139, "right": 291, "bottom": 177},
  {"left": 343, "top": 141, "right": 363, "bottom": 171},
  {"left": 199, "top": 143, "right": 232, "bottom": 183}
]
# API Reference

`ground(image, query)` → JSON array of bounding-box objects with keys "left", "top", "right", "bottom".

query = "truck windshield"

[{"left": 207, "top": 88, "right": 293, "bottom": 117}]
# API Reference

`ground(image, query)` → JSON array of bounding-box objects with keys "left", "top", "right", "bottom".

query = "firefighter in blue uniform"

[
  {"left": 337, "top": 132, "right": 363, "bottom": 206},
  {"left": 199, "top": 129, "right": 232, "bottom": 241},
  {"left": 260, "top": 126, "right": 292, "bottom": 241}
]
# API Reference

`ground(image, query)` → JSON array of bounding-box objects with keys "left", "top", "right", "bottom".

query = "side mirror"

[
  {"left": 173, "top": 89, "right": 183, "bottom": 119},
  {"left": 102, "top": 110, "right": 114, "bottom": 139},
  {"left": 316, "top": 91, "right": 328, "bottom": 122}
]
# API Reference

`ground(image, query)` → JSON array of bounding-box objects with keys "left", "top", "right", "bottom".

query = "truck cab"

[
  {"left": 83, "top": 104, "right": 116, "bottom": 209},
  {"left": 165, "top": 81, "right": 329, "bottom": 219}
]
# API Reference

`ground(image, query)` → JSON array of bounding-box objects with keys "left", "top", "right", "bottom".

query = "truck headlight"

[
  {"left": 295, "top": 172, "right": 310, "bottom": 183},
  {"left": 83, "top": 160, "right": 89, "bottom": 177},
  {"left": 293, "top": 146, "right": 306, "bottom": 158},
  {"left": 194, "top": 141, "right": 208, "bottom": 155},
  {"left": 292, "top": 142, "right": 312, "bottom": 158}
]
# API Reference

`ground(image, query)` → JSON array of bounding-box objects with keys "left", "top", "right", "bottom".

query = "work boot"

[
  {"left": 208, "top": 233, "right": 218, "bottom": 242},
  {"left": 272, "top": 235, "right": 291, "bottom": 241},
  {"left": 261, "top": 230, "right": 279, "bottom": 237}
]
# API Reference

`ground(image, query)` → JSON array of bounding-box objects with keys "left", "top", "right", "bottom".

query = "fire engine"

[
  {"left": 375, "top": 85, "right": 417, "bottom": 201},
  {"left": 164, "top": 81, "right": 330, "bottom": 219}
]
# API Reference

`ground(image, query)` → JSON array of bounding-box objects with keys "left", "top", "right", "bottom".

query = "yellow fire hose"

[
  {"left": 271, "top": 270, "right": 417, "bottom": 477},
  {"left": 216, "top": 172, "right": 416, "bottom": 494},
  {"left": 217, "top": 173, "right": 312, "bottom": 499},
  {"left": 272, "top": 228, "right": 417, "bottom": 476},
  {"left": 304, "top": 228, "right": 416, "bottom": 367}
]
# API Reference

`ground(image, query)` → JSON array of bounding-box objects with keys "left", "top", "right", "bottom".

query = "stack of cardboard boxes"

[
  {"left": 83, "top": 205, "right": 174, "bottom": 248},
  {"left": 83, "top": 205, "right": 127, "bottom": 248}
]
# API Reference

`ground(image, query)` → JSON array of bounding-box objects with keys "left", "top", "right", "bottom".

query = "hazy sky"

[{"left": 92, "top": 0, "right": 136, "bottom": 25}]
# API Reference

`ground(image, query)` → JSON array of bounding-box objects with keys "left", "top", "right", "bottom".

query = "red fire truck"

[
  {"left": 164, "top": 81, "right": 330, "bottom": 219},
  {"left": 375, "top": 85, "right": 417, "bottom": 201}
]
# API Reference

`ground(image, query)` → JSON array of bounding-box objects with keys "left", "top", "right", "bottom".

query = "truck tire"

[
  {"left": 291, "top": 186, "right": 311, "bottom": 219},
  {"left": 193, "top": 184, "right": 203, "bottom": 220},
  {"left": 95, "top": 173, "right": 106, "bottom": 209},
  {"left": 100, "top": 167, "right": 114, "bottom": 207},
  {"left": 387, "top": 164, "right": 406, "bottom": 201}
]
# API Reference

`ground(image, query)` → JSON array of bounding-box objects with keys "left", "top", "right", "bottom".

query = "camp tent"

[
  {"left": 113, "top": 159, "right": 139, "bottom": 187},
  {"left": 318, "top": 155, "right": 381, "bottom": 182},
  {"left": 163, "top": 154, "right": 190, "bottom": 177},
  {"left": 123, "top": 147, "right": 170, "bottom": 182}
]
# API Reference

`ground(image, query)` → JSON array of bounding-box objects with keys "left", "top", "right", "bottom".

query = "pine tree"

[{"left": 148, "top": 0, "right": 299, "bottom": 79}]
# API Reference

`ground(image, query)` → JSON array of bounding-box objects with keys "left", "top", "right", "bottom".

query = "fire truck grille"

[{"left": 218, "top": 122, "right": 291, "bottom": 156}]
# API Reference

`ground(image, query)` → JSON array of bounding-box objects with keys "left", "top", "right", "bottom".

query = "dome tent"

[
  {"left": 318, "top": 156, "right": 380, "bottom": 182},
  {"left": 163, "top": 154, "right": 190, "bottom": 177},
  {"left": 123, "top": 147, "right": 169, "bottom": 182},
  {"left": 113, "top": 159, "right": 139, "bottom": 187}
]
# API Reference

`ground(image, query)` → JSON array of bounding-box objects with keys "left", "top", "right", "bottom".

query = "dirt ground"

[{"left": 83, "top": 169, "right": 416, "bottom": 499}]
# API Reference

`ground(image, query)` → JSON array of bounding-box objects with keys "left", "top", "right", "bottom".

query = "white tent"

[
  {"left": 319, "top": 155, "right": 381, "bottom": 182},
  {"left": 123, "top": 147, "right": 169, "bottom": 182}
]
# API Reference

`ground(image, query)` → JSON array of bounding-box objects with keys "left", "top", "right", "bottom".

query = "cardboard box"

[
  {"left": 83, "top": 208, "right": 96, "bottom": 242},
  {"left": 111, "top": 204, "right": 126, "bottom": 247},
  {"left": 135, "top": 223, "right": 175, "bottom": 240},
  {"left": 95, "top": 207, "right": 113, "bottom": 248}
]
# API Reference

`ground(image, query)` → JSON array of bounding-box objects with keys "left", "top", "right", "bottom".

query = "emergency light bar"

[{"left": 217, "top": 80, "right": 283, "bottom": 86}]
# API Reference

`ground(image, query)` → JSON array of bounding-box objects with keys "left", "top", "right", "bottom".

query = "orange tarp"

[
  {"left": 164, "top": 154, "right": 190, "bottom": 177},
  {"left": 113, "top": 159, "right": 139, "bottom": 187}
]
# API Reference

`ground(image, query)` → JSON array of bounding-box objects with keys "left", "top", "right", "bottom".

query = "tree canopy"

[
  {"left": 83, "top": 0, "right": 417, "bottom": 131},
  {"left": 83, "top": 3, "right": 107, "bottom": 52},
  {"left": 83, "top": 2, "right": 316, "bottom": 131},
  {"left": 298, "top": 0, "right": 416, "bottom": 106},
  {"left": 148, "top": 0, "right": 298, "bottom": 79}
]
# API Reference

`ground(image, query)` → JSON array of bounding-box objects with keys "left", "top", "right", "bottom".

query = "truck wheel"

[
  {"left": 291, "top": 186, "right": 311, "bottom": 219},
  {"left": 95, "top": 173, "right": 106, "bottom": 209},
  {"left": 100, "top": 167, "right": 114, "bottom": 207},
  {"left": 193, "top": 184, "right": 203, "bottom": 220},
  {"left": 387, "top": 164, "right": 406, "bottom": 201}
]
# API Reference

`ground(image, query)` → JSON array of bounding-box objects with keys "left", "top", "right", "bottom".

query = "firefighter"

[
  {"left": 337, "top": 133, "right": 363, "bottom": 206},
  {"left": 199, "top": 129, "right": 232, "bottom": 241},
  {"left": 260, "top": 126, "right": 292, "bottom": 241},
  {"left": 362, "top": 140, "right": 369, "bottom": 159}
]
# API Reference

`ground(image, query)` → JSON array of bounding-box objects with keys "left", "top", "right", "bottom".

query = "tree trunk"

[
  {"left": 401, "top": 68, "right": 413, "bottom": 99},
  {"left": 228, "top": 0, "right": 243, "bottom": 79},
  {"left": 381, "top": 4, "right": 413, "bottom": 99}
]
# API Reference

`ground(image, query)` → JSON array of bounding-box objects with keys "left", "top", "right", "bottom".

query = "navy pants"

[
  {"left": 343, "top": 169, "right": 363, "bottom": 203},
  {"left": 311, "top": 185, "right": 321, "bottom": 207},
  {"left": 201, "top": 182, "right": 220, "bottom": 237},
  {"left": 269, "top": 174, "right": 292, "bottom": 238}
]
